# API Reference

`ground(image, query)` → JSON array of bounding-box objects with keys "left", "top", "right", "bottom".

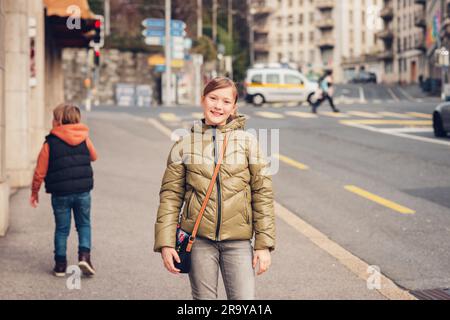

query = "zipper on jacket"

[{"left": 212, "top": 127, "right": 222, "bottom": 241}]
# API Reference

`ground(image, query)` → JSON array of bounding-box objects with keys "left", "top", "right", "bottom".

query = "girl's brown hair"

[
  {"left": 203, "top": 77, "right": 239, "bottom": 104},
  {"left": 203, "top": 77, "right": 239, "bottom": 119},
  {"left": 53, "top": 103, "right": 81, "bottom": 125}
]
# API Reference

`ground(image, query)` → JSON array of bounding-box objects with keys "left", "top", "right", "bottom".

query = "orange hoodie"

[{"left": 31, "top": 123, "right": 98, "bottom": 195}]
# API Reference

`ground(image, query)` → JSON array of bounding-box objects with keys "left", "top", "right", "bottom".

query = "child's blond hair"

[{"left": 53, "top": 103, "right": 81, "bottom": 125}]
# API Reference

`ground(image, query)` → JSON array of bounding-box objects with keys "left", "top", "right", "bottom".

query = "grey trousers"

[{"left": 188, "top": 237, "right": 255, "bottom": 300}]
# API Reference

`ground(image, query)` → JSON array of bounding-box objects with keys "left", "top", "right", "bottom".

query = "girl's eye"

[{"left": 209, "top": 96, "right": 217, "bottom": 100}]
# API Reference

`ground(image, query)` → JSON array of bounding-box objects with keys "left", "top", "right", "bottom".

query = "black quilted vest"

[{"left": 44, "top": 134, "right": 93, "bottom": 196}]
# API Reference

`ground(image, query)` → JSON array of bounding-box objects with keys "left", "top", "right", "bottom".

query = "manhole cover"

[{"left": 410, "top": 288, "right": 450, "bottom": 300}]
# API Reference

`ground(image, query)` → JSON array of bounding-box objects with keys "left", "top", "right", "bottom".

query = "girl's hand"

[
  {"left": 30, "top": 193, "right": 39, "bottom": 208},
  {"left": 252, "top": 249, "right": 271, "bottom": 276},
  {"left": 161, "top": 247, "right": 181, "bottom": 274}
]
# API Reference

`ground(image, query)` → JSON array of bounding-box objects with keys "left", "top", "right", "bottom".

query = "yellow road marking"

[
  {"left": 377, "top": 112, "right": 413, "bottom": 119},
  {"left": 285, "top": 111, "right": 318, "bottom": 118},
  {"left": 274, "top": 153, "right": 309, "bottom": 170},
  {"left": 406, "top": 112, "right": 432, "bottom": 119},
  {"left": 347, "top": 111, "right": 383, "bottom": 119},
  {"left": 344, "top": 185, "right": 415, "bottom": 215},
  {"left": 159, "top": 113, "right": 180, "bottom": 122},
  {"left": 319, "top": 111, "right": 350, "bottom": 118},
  {"left": 255, "top": 111, "right": 285, "bottom": 119},
  {"left": 340, "top": 119, "right": 432, "bottom": 126},
  {"left": 191, "top": 112, "right": 204, "bottom": 119}
]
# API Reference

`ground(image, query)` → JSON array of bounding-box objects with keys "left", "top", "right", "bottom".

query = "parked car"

[
  {"left": 350, "top": 71, "right": 377, "bottom": 84},
  {"left": 433, "top": 102, "right": 450, "bottom": 137},
  {"left": 244, "top": 66, "right": 319, "bottom": 106}
]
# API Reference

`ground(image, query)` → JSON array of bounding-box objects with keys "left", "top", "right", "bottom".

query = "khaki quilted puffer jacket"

[{"left": 154, "top": 114, "right": 275, "bottom": 252}]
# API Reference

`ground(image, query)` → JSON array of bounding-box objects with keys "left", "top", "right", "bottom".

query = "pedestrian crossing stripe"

[
  {"left": 377, "top": 112, "right": 414, "bottom": 119},
  {"left": 191, "top": 112, "right": 204, "bottom": 119},
  {"left": 159, "top": 113, "right": 180, "bottom": 122},
  {"left": 319, "top": 111, "right": 350, "bottom": 118},
  {"left": 340, "top": 119, "right": 432, "bottom": 126},
  {"left": 406, "top": 112, "right": 432, "bottom": 119},
  {"left": 255, "top": 111, "right": 284, "bottom": 119},
  {"left": 347, "top": 111, "right": 383, "bottom": 119},
  {"left": 285, "top": 111, "right": 318, "bottom": 118}
]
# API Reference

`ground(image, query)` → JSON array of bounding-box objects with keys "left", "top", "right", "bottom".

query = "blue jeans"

[{"left": 51, "top": 192, "right": 92, "bottom": 262}]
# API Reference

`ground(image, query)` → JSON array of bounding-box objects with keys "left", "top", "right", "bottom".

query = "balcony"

[
  {"left": 316, "top": 0, "right": 334, "bottom": 10},
  {"left": 315, "top": 18, "right": 334, "bottom": 29},
  {"left": 252, "top": 5, "right": 273, "bottom": 17},
  {"left": 254, "top": 25, "right": 269, "bottom": 34},
  {"left": 317, "top": 38, "right": 335, "bottom": 49},
  {"left": 376, "top": 28, "right": 394, "bottom": 41},
  {"left": 414, "top": 11, "right": 426, "bottom": 28},
  {"left": 377, "top": 49, "right": 394, "bottom": 60},
  {"left": 254, "top": 41, "right": 270, "bottom": 52},
  {"left": 380, "top": 6, "right": 394, "bottom": 21}
]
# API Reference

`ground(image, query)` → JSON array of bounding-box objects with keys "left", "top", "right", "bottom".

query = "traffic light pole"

[{"left": 165, "top": 0, "right": 173, "bottom": 106}]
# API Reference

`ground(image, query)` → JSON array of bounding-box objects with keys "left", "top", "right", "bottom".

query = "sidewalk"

[{"left": 0, "top": 110, "right": 399, "bottom": 299}]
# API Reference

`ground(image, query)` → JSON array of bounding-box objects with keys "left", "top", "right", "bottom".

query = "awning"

[
  {"left": 44, "top": 0, "right": 96, "bottom": 20},
  {"left": 44, "top": 0, "right": 98, "bottom": 48}
]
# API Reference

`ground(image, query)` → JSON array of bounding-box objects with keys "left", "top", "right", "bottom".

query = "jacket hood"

[
  {"left": 50, "top": 123, "right": 89, "bottom": 146},
  {"left": 191, "top": 114, "right": 247, "bottom": 134}
]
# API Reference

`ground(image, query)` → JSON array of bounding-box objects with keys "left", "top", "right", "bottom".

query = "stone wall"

[{"left": 63, "top": 49, "right": 159, "bottom": 106}]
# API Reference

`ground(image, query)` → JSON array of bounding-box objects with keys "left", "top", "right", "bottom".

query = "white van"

[{"left": 244, "top": 66, "right": 318, "bottom": 106}]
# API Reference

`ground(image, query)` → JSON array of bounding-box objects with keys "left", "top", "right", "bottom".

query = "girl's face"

[{"left": 202, "top": 87, "right": 237, "bottom": 126}]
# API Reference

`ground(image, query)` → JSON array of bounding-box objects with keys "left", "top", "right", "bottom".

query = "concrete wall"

[{"left": 0, "top": 0, "right": 50, "bottom": 236}]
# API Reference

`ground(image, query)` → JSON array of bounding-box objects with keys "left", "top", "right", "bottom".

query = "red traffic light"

[
  {"left": 95, "top": 20, "right": 101, "bottom": 29},
  {"left": 95, "top": 50, "right": 100, "bottom": 57}
]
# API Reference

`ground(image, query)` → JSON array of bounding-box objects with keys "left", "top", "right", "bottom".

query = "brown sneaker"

[
  {"left": 53, "top": 261, "right": 67, "bottom": 277},
  {"left": 78, "top": 252, "right": 96, "bottom": 276}
]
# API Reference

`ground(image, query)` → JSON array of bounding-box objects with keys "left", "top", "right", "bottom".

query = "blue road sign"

[
  {"left": 142, "top": 29, "right": 186, "bottom": 37},
  {"left": 142, "top": 18, "right": 186, "bottom": 31}
]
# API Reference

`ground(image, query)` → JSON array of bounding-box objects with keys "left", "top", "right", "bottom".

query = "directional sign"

[
  {"left": 144, "top": 36, "right": 185, "bottom": 46},
  {"left": 142, "top": 18, "right": 186, "bottom": 31},
  {"left": 142, "top": 29, "right": 186, "bottom": 37}
]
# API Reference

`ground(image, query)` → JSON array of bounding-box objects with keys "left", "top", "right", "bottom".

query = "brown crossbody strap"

[{"left": 186, "top": 132, "right": 229, "bottom": 252}]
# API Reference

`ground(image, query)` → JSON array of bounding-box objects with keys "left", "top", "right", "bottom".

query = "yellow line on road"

[
  {"left": 347, "top": 111, "right": 383, "bottom": 119},
  {"left": 285, "top": 111, "right": 318, "bottom": 118},
  {"left": 191, "top": 112, "right": 204, "bottom": 119},
  {"left": 319, "top": 111, "right": 350, "bottom": 118},
  {"left": 159, "top": 112, "right": 180, "bottom": 122},
  {"left": 377, "top": 112, "right": 413, "bottom": 119},
  {"left": 344, "top": 185, "right": 415, "bottom": 214},
  {"left": 274, "top": 153, "right": 309, "bottom": 170},
  {"left": 255, "top": 111, "right": 285, "bottom": 119},
  {"left": 406, "top": 112, "right": 432, "bottom": 119},
  {"left": 340, "top": 119, "right": 432, "bottom": 126}
]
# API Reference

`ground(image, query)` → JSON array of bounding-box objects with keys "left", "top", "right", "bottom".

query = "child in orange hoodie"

[{"left": 30, "top": 104, "right": 98, "bottom": 277}]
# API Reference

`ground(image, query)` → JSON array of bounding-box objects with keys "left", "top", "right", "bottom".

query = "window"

[
  {"left": 266, "top": 74, "right": 280, "bottom": 84},
  {"left": 251, "top": 74, "right": 263, "bottom": 84},
  {"left": 299, "top": 33, "right": 304, "bottom": 43},
  {"left": 285, "top": 74, "right": 303, "bottom": 85},
  {"left": 299, "top": 13, "right": 303, "bottom": 24}
]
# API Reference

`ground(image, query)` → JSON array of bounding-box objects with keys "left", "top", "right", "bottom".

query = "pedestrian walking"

[
  {"left": 312, "top": 70, "right": 340, "bottom": 113},
  {"left": 154, "top": 77, "right": 276, "bottom": 300},
  {"left": 30, "top": 104, "right": 98, "bottom": 277}
]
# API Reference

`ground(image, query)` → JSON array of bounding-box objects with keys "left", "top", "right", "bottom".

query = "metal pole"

[
  {"left": 228, "top": 0, "right": 232, "bottom": 41},
  {"left": 212, "top": 0, "right": 217, "bottom": 44},
  {"left": 247, "top": 0, "right": 254, "bottom": 66},
  {"left": 104, "top": 0, "right": 110, "bottom": 36},
  {"left": 165, "top": 0, "right": 172, "bottom": 105},
  {"left": 197, "top": 0, "right": 203, "bottom": 39}
]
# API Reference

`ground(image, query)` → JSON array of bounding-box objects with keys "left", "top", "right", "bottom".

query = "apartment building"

[{"left": 250, "top": 0, "right": 384, "bottom": 82}]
